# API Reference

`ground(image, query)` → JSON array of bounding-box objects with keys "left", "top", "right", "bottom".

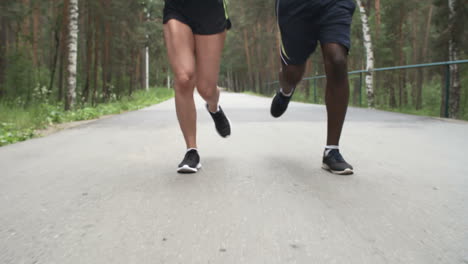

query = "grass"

[{"left": 0, "top": 88, "right": 174, "bottom": 147}]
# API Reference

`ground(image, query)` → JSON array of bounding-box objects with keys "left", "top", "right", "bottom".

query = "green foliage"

[
  {"left": 0, "top": 122, "right": 35, "bottom": 146},
  {"left": 3, "top": 51, "right": 35, "bottom": 102},
  {"left": 1, "top": 0, "right": 467, "bottom": 122},
  {"left": 0, "top": 88, "right": 174, "bottom": 147}
]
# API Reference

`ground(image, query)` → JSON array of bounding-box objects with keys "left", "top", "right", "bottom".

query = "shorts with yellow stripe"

[
  {"left": 276, "top": 0, "right": 355, "bottom": 65},
  {"left": 163, "top": 0, "right": 231, "bottom": 35}
]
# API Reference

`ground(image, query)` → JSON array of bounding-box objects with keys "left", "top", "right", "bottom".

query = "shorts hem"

[
  {"left": 163, "top": 15, "right": 191, "bottom": 28},
  {"left": 193, "top": 20, "right": 231, "bottom": 35},
  {"left": 193, "top": 28, "right": 227, "bottom": 35},
  {"left": 320, "top": 40, "right": 351, "bottom": 53},
  {"left": 280, "top": 48, "right": 313, "bottom": 66}
]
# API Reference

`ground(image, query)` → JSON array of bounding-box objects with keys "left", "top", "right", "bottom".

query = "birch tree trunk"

[
  {"left": 356, "top": 0, "right": 374, "bottom": 108},
  {"left": 65, "top": 0, "right": 79, "bottom": 110},
  {"left": 145, "top": 11, "right": 150, "bottom": 91},
  {"left": 145, "top": 47, "right": 149, "bottom": 91},
  {"left": 448, "top": 0, "right": 461, "bottom": 118},
  {"left": 167, "top": 72, "right": 171, "bottom": 89}
]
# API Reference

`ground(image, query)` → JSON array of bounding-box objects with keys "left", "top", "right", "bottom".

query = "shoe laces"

[
  {"left": 212, "top": 109, "right": 228, "bottom": 126},
  {"left": 328, "top": 149, "right": 345, "bottom": 163},
  {"left": 183, "top": 150, "right": 198, "bottom": 164}
]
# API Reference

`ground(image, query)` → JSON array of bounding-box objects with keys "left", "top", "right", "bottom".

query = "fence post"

[
  {"left": 359, "top": 72, "right": 363, "bottom": 107},
  {"left": 445, "top": 64, "right": 450, "bottom": 118},
  {"left": 313, "top": 78, "right": 317, "bottom": 103}
]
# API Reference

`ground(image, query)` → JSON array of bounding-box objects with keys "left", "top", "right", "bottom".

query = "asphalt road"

[{"left": 1, "top": 92, "right": 467, "bottom": 264}]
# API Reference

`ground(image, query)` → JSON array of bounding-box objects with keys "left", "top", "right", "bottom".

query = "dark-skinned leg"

[
  {"left": 321, "top": 43, "right": 349, "bottom": 146},
  {"left": 270, "top": 60, "right": 307, "bottom": 117},
  {"left": 279, "top": 60, "right": 306, "bottom": 94}
]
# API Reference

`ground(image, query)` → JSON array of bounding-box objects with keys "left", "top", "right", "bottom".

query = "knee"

[
  {"left": 281, "top": 64, "right": 305, "bottom": 85},
  {"left": 174, "top": 70, "right": 196, "bottom": 94},
  {"left": 197, "top": 81, "right": 218, "bottom": 100},
  {"left": 325, "top": 54, "right": 348, "bottom": 77}
]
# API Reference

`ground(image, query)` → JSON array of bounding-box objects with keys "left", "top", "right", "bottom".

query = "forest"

[{"left": 0, "top": 0, "right": 467, "bottom": 138}]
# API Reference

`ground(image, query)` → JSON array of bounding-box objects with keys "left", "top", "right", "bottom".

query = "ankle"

[
  {"left": 324, "top": 145, "right": 339, "bottom": 156},
  {"left": 207, "top": 103, "right": 220, "bottom": 113},
  {"left": 280, "top": 87, "right": 295, "bottom": 97}
]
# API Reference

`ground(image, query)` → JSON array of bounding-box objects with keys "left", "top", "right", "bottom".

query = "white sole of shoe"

[
  {"left": 322, "top": 163, "right": 354, "bottom": 175},
  {"left": 177, "top": 163, "right": 202, "bottom": 173}
]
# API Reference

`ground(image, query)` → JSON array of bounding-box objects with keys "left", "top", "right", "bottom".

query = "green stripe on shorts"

[{"left": 223, "top": 0, "right": 229, "bottom": 19}]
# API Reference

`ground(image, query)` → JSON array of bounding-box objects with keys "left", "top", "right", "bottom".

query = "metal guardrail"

[{"left": 269, "top": 60, "right": 468, "bottom": 118}]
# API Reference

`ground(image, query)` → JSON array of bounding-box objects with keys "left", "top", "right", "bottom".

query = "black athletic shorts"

[
  {"left": 276, "top": 0, "right": 356, "bottom": 65},
  {"left": 163, "top": 0, "right": 231, "bottom": 35}
]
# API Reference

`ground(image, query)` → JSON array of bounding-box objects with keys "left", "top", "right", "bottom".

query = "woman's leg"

[
  {"left": 194, "top": 31, "right": 226, "bottom": 113},
  {"left": 164, "top": 19, "right": 197, "bottom": 149}
]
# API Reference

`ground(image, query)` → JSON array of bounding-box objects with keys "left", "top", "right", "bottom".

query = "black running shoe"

[
  {"left": 270, "top": 89, "right": 294, "bottom": 118},
  {"left": 206, "top": 104, "right": 231, "bottom": 138},
  {"left": 322, "top": 149, "right": 354, "bottom": 175},
  {"left": 177, "top": 149, "right": 202, "bottom": 173}
]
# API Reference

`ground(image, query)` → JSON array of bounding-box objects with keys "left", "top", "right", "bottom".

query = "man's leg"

[
  {"left": 164, "top": 19, "right": 197, "bottom": 149},
  {"left": 320, "top": 42, "right": 353, "bottom": 175},
  {"left": 321, "top": 43, "right": 349, "bottom": 146},
  {"left": 194, "top": 31, "right": 231, "bottom": 138},
  {"left": 279, "top": 62, "right": 306, "bottom": 95},
  {"left": 270, "top": 61, "right": 306, "bottom": 118}
]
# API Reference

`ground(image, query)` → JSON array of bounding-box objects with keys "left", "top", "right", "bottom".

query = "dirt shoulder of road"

[{"left": 35, "top": 115, "right": 114, "bottom": 137}]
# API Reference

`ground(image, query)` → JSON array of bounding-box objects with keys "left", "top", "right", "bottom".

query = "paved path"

[{"left": 1, "top": 93, "right": 467, "bottom": 264}]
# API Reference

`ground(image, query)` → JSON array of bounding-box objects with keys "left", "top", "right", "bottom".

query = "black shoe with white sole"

[
  {"left": 270, "top": 89, "right": 294, "bottom": 118},
  {"left": 206, "top": 104, "right": 231, "bottom": 138},
  {"left": 177, "top": 149, "right": 202, "bottom": 173},
  {"left": 322, "top": 149, "right": 354, "bottom": 175}
]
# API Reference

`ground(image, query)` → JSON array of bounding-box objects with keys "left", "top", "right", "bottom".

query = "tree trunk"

[
  {"left": 145, "top": 45, "right": 149, "bottom": 91},
  {"left": 58, "top": 0, "right": 70, "bottom": 102},
  {"left": 440, "top": 68, "right": 447, "bottom": 117},
  {"left": 145, "top": 12, "right": 150, "bottom": 91},
  {"left": 92, "top": 19, "right": 99, "bottom": 106},
  {"left": 21, "top": 0, "right": 31, "bottom": 50},
  {"left": 167, "top": 70, "right": 171, "bottom": 89},
  {"left": 255, "top": 22, "right": 263, "bottom": 93},
  {"left": 300, "top": 60, "right": 312, "bottom": 100},
  {"left": 0, "top": 17, "right": 7, "bottom": 97},
  {"left": 410, "top": 15, "right": 419, "bottom": 107},
  {"left": 415, "top": 4, "right": 433, "bottom": 110},
  {"left": 83, "top": 0, "right": 93, "bottom": 103},
  {"left": 48, "top": 16, "right": 61, "bottom": 95},
  {"left": 448, "top": 0, "right": 461, "bottom": 118},
  {"left": 102, "top": 0, "right": 112, "bottom": 100},
  {"left": 32, "top": 2, "right": 40, "bottom": 67},
  {"left": 135, "top": 50, "right": 141, "bottom": 90},
  {"left": 375, "top": 0, "right": 381, "bottom": 42},
  {"left": 397, "top": 10, "right": 406, "bottom": 108},
  {"left": 356, "top": 0, "right": 374, "bottom": 108},
  {"left": 242, "top": 28, "right": 253, "bottom": 89},
  {"left": 65, "top": 0, "right": 79, "bottom": 110}
]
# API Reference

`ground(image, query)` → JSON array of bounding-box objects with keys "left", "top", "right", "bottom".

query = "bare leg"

[
  {"left": 194, "top": 31, "right": 226, "bottom": 113},
  {"left": 164, "top": 19, "right": 197, "bottom": 149},
  {"left": 279, "top": 61, "right": 306, "bottom": 94},
  {"left": 321, "top": 43, "right": 350, "bottom": 146},
  {"left": 270, "top": 59, "right": 307, "bottom": 118}
]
